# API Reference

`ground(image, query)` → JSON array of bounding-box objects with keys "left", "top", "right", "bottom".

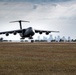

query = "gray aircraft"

[{"left": 0, "top": 20, "right": 59, "bottom": 39}]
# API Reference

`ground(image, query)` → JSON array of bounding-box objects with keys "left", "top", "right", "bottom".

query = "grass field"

[{"left": 0, "top": 42, "right": 76, "bottom": 75}]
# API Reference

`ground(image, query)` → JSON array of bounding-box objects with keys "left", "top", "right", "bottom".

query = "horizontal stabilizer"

[
  {"left": 10, "top": 20, "right": 30, "bottom": 29},
  {"left": 10, "top": 20, "right": 30, "bottom": 23}
]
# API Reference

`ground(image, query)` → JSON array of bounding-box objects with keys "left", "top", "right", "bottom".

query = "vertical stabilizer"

[{"left": 10, "top": 20, "right": 30, "bottom": 29}]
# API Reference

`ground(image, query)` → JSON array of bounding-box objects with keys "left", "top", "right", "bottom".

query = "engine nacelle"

[
  {"left": 35, "top": 31, "right": 38, "bottom": 33},
  {"left": 6, "top": 33, "right": 9, "bottom": 36},
  {"left": 46, "top": 32, "right": 50, "bottom": 35},
  {"left": 13, "top": 32, "right": 17, "bottom": 35},
  {"left": 39, "top": 31, "right": 42, "bottom": 34}
]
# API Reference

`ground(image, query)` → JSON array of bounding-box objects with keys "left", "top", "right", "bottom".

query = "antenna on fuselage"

[{"left": 10, "top": 20, "right": 30, "bottom": 29}]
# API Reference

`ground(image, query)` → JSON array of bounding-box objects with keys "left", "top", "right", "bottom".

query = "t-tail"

[{"left": 10, "top": 20, "right": 30, "bottom": 29}]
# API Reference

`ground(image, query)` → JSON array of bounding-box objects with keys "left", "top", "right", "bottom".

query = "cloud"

[
  {"left": 0, "top": 0, "right": 74, "bottom": 3},
  {"left": 0, "top": 1, "right": 76, "bottom": 40}
]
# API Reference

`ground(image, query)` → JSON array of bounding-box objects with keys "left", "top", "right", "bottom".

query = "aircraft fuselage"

[{"left": 20, "top": 27, "right": 35, "bottom": 39}]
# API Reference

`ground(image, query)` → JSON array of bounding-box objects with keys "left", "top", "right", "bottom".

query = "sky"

[{"left": 0, "top": 0, "right": 76, "bottom": 40}]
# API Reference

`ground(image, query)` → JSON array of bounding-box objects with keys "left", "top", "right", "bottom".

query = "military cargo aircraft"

[{"left": 0, "top": 20, "right": 59, "bottom": 39}]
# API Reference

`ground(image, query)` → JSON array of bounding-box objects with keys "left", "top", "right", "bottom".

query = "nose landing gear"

[{"left": 29, "top": 35, "right": 33, "bottom": 39}]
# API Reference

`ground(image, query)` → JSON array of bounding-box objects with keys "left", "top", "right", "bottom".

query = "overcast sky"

[{"left": 0, "top": 0, "right": 76, "bottom": 40}]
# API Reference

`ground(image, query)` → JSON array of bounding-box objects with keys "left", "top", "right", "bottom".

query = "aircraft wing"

[
  {"left": 0, "top": 29, "right": 23, "bottom": 34},
  {"left": 35, "top": 29, "right": 59, "bottom": 33}
]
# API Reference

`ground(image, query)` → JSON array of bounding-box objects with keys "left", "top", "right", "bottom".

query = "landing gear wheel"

[{"left": 29, "top": 35, "right": 33, "bottom": 39}]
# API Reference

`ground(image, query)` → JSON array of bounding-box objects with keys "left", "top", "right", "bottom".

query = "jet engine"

[
  {"left": 13, "top": 32, "right": 17, "bottom": 35},
  {"left": 39, "top": 31, "right": 42, "bottom": 34},
  {"left": 6, "top": 33, "right": 9, "bottom": 36},
  {"left": 46, "top": 32, "right": 50, "bottom": 35}
]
